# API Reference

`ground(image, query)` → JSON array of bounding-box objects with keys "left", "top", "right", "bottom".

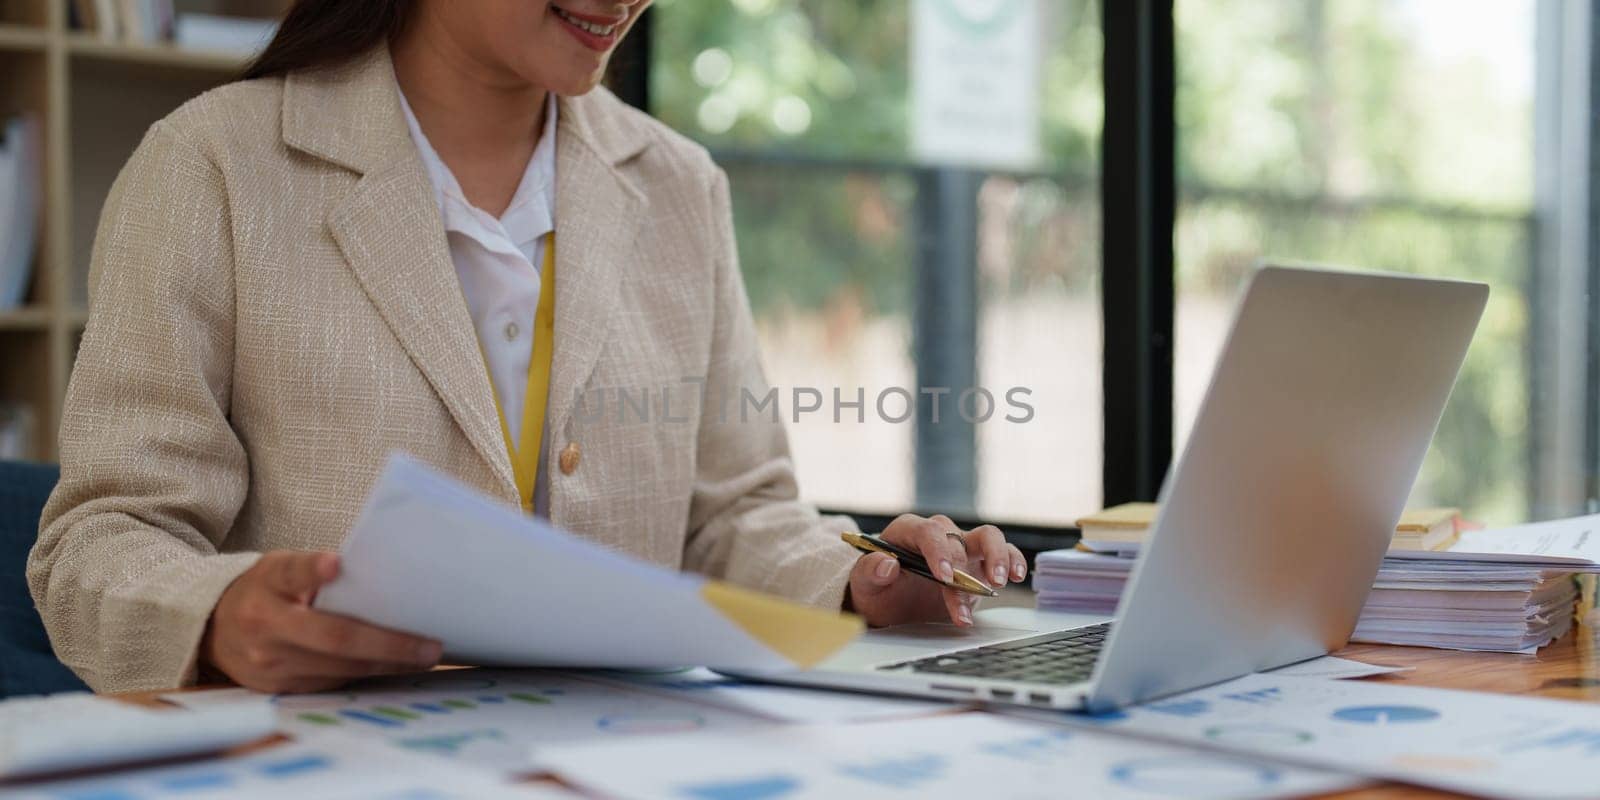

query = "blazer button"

[{"left": 559, "top": 442, "right": 580, "bottom": 475}]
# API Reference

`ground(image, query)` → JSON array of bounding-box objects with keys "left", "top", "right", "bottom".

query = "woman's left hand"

[{"left": 845, "top": 514, "right": 1028, "bottom": 628}]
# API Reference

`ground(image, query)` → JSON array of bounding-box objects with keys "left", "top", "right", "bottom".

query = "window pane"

[
  {"left": 652, "top": 0, "right": 1102, "bottom": 524},
  {"left": 1175, "top": 0, "right": 1537, "bottom": 523}
]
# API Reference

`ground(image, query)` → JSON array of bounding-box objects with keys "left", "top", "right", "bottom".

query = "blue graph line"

[
  {"left": 1503, "top": 728, "right": 1600, "bottom": 755},
  {"left": 979, "top": 732, "right": 1075, "bottom": 762},
  {"left": 158, "top": 770, "right": 234, "bottom": 790},
  {"left": 59, "top": 790, "right": 141, "bottom": 800},
  {"left": 837, "top": 753, "right": 946, "bottom": 787},
  {"left": 1109, "top": 757, "right": 1281, "bottom": 792},
  {"left": 410, "top": 703, "right": 450, "bottom": 714},
  {"left": 340, "top": 709, "right": 404, "bottom": 728},
  {"left": 676, "top": 775, "right": 802, "bottom": 800},
  {"left": 257, "top": 754, "right": 333, "bottom": 778},
  {"left": 1330, "top": 705, "right": 1440, "bottom": 725},
  {"left": 1222, "top": 687, "right": 1282, "bottom": 705},
  {"left": 1148, "top": 699, "right": 1212, "bottom": 717}
]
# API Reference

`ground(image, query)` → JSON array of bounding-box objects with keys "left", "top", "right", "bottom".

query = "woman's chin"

[{"left": 544, "top": 69, "right": 609, "bottom": 98}]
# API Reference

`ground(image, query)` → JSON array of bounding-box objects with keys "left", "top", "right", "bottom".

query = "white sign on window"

[{"left": 911, "top": 0, "right": 1043, "bottom": 170}]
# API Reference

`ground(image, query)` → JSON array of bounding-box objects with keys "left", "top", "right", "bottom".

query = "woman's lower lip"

[{"left": 555, "top": 13, "right": 619, "bottom": 52}]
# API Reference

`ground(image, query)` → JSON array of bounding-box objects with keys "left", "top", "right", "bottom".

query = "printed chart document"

[
  {"left": 533, "top": 712, "right": 1362, "bottom": 800},
  {"left": 168, "top": 669, "right": 773, "bottom": 775},
  {"left": 1031, "top": 673, "right": 1600, "bottom": 800},
  {"left": 316, "top": 456, "right": 863, "bottom": 670},
  {"left": 7, "top": 737, "right": 567, "bottom": 800},
  {"left": 163, "top": 667, "right": 953, "bottom": 773}
]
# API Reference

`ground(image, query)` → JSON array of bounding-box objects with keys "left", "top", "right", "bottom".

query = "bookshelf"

[{"left": 0, "top": 0, "right": 281, "bottom": 460}]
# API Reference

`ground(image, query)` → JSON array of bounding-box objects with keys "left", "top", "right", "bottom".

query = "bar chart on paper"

[
  {"left": 266, "top": 670, "right": 770, "bottom": 774},
  {"left": 7, "top": 739, "right": 546, "bottom": 800}
]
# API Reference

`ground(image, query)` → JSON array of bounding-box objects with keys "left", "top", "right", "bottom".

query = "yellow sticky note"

[{"left": 700, "top": 582, "right": 864, "bottom": 668}]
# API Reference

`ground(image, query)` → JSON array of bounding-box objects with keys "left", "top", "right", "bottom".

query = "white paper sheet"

[
  {"left": 1394, "top": 515, "right": 1600, "bottom": 571},
  {"left": 167, "top": 669, "right": 774, "bottom": 775},
  {"left": 314, "top": 456, "right": 861, "bottom": 670},
  {"left": 1031, "top": 673, "right": 1600, "bottom": 800},
  {"left": 534, "top": 712, "right": 1363, "bottom": 800},
  {"left": 1264, "top": 656, "right": 1410, "bottom": 680},
  {"left": 574, "top": 667, "right": 954, "bottom": 723},
  {"left": 7, "top": 737, "right": 568, "bottom": 800}
]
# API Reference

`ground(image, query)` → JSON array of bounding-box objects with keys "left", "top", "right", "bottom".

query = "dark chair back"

[{"left": 0, "top": 461, "right": 87, "bottom": 696}]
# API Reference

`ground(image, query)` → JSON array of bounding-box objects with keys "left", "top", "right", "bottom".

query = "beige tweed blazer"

[{"left": 28, "top": 47, "right": 861, "bottom": 693}]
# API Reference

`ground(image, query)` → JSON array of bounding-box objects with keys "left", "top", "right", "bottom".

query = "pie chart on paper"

[{"left": 1330, "top": 705, "right": 1441, "bottom": 725}]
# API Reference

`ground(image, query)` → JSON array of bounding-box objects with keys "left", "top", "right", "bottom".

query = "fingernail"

[
  {"left": 417, "top": 642, "right": 443, "bottom": 664},
  {"left": 939, "top": 560, "right": 954, "bottom": 582},
  {"left": 957, "top": 605, "right": 973, "bottom": 625},
  {"left": 992, "top": 566, "right": 1007, "bottom": 585},
  {"left": 1014, "top": 563, "right": 1026, "bottom": 579},
  {"left": 875, "top": 558, "right": 895, "bottom": 579}
]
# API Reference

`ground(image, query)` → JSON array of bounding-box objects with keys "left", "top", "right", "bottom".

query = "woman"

[{"left": 28, "top": 0, "right": 1027, "bottom": 694}]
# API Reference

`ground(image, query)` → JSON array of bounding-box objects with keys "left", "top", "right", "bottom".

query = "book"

[
  {"left": 1075, "top": 502, "right": 1460, "bottom": 554},
  {"left": 172, "top": 13, "right": 279, "bottom": 55},
  {"left": 0, "top": 114, "right": 41, "bottom": 311},
  {"left": 1390, "top": 507, "right": 1460, "bottom": 551}
]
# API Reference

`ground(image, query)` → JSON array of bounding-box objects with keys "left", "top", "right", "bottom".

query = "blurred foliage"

[
  {"left": 651, "top": 0, "right": 1102, "bottom": 319},
  {"left": 1175, "top": 0, "right": 1534, "bottom": 522},
  {"left": 652, "top": 0, "right": 1538, "bottom": 521}
]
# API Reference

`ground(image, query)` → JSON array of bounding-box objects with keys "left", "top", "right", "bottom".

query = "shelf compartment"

[
  {"left": 0, "top": 23, "right": 47, "bottom": 50},
  {"left": 0, "top": 306, "right": 51, "bottom": 330},
  {"left": 0, "top": 329, "right": 50, "bottom": 460},
  {"left": 66, "top": 34, "right": 249, "bottom": 73}
]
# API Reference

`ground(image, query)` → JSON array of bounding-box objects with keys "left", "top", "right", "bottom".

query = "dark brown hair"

[{"left": 241, "top": 0, "right": 415, "bottom": 81}]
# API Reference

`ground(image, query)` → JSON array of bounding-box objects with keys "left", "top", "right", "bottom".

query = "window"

[
  {"left": 1175, "top": 0, "right": 1547, "bottom": 523},
  {"left": 650, "top": 0, "right": 1103, "bottom": 525},
  {"left": 640, "top": 0, "right": 1594, "bottom": 533}
]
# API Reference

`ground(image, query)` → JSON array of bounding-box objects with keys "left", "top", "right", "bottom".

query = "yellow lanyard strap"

[{"left": 491, "top": 235, "right": 558, "bottom": 514}]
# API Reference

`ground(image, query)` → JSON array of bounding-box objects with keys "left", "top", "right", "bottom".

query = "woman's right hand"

[{"left": 203, "top": 551, "right": 443, "bottom": 693}]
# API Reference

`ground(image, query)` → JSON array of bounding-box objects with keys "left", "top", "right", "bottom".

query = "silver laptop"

[{"left": 734, "top": 264, "right": 1487, "bottom": 712}]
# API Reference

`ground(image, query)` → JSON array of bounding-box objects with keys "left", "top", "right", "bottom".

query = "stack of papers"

[
  {"left": 1353, "top": 562, "right": 1576, "bottom": 651},
  {"left": 0, "top": 114, "right": 41, "bottom": 310},
  {"left": 1039, "top": 514, "right": 1600, "bottom": 653}
]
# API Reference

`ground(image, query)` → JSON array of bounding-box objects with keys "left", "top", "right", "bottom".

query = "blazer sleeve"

[
  {"left": 681, "top": 167, "right": 863, "bottom": 609},
  {"left": 27, "top": 120, "right": 260, "bottom": 693}
]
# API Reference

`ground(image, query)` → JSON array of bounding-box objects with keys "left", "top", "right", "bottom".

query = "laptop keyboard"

[{"left": 886, "top": 622, "right": 1111, "bottom": 686}]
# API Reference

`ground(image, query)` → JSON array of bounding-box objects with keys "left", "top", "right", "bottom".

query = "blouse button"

[
  {"left": 559, "top": 442, "right": 581, "bottom": 475},
  {"left": 503, "top": 321, "right": 520, "bottom": 342}
]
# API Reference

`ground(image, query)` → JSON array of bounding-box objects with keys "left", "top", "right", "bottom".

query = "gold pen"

[{"left": 841, "top": 531, "right": 999, "bottom": 597}]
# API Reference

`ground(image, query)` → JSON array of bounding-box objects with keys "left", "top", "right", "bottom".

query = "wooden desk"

[{"left": 127, "top": 625, "right": 1596, "bottom": 799}]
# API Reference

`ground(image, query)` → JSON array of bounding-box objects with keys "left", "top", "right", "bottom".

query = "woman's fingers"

[
  {"left": 272, "top": 646, "right": 427, "bottom": 681},
  {"left": 858, "top": 552, "right": 899, "bottom": 589},
  {"left": 1007, "top": 543, "right": 1028, "bottom": 581},
  {"left": 883, "top": 514, "right": 966, "bottom": 583},
  {"left": 942, "top": 587, "right": 975, "bottom": 626},
  {"left": 277, "top": 604, "right": 443, "bottom": 668},
  {"left": 964, "top": 524, "right": 1011, "bottom": 587},
  {"left": 264, "top": 551, "right": 339, "bottom": 599}
]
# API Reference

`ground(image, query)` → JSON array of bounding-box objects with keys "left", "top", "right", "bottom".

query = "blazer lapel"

[
  {"left": 284, "top": 48, "right": 517, "bottom": 500},
  {"left": 544, "top": 96, "right": 646, "bottom": 443}
]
